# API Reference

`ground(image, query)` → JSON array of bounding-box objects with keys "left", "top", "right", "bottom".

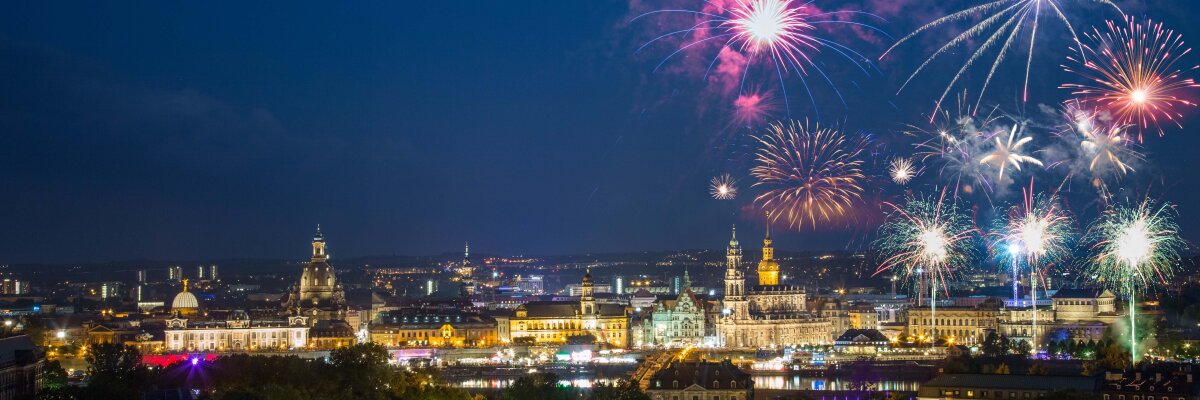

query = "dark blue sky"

[{"left": 1, "top": 1, "right": 1198, "bottom": 263}]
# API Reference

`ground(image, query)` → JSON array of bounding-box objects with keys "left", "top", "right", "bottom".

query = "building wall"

[
  {"left": 509, "top": 315, "right": 627, "bottom": 347},
  {"left": 164, "top": 327, "right": 308, "bottom": 351}
]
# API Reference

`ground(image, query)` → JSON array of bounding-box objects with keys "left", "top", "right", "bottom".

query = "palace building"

[
  {"left": 369, "top": 309, "right": 498, "bottom": 348},
  {"left": 164, "top": 311, "right": 309, "bottom": 352},
  {"left": 282, "top": 226, "right": 348, "bottom": 324},
  {"left": 716, "top": 226, "right": 833, "bottom": 348},
  {"left": 509, "top": 271, "right": 629, "bottom": 347}
]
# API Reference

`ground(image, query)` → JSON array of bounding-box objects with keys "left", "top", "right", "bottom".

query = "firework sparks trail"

[
  {"left": 751, "top": 120, "right": 866, "bottom": 230},
  {"left": 979, "top": 124, "right": 1044, "bottom": 182},
  {"left": 1062, "top": 16, "right": 1200, "bottom": 142},
  {"left": 874, "top": 191, "right": 980, "bottom": 344},
  {"left": 1052, "top": 100, "right": 1144, "bottom": 199},
  {"left": 889, "top": 157, "right": 918, "bottom": 185},
  {"left": 881, "top": 0, "right": 1122, "bottom": 117},
  {"left": 710, "top": 173, "right": 739, "bottom": 200},
  {"left": 634, "top": 0, "right": 885, "bottom": 115},
  {"left": 910, "top": 93, "right": 1004, "bottom": 198},
  {"left": 991, "top": 185, "right": 1074, "bottom": 351},
  {"left": 1082, "top": 199, "right": 1183, "bottom": 364}
]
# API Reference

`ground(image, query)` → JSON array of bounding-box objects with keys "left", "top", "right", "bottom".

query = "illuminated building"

[
  {"left": 757, "top": 227, "right": 779, "bottom": 286},
  {"left": 0, "top": 278, "right": 27, "bottom": 295},
  {"left": 510, "top": 271, "right": 629, "bottom": 347},
  {"left": 511, "top": 275, "right": 544, "bottom": 294},
  {"left": 646, "top": 360, "right": 752, "bottom": 400},
  {"left": 197, "top": 265, "right": 205, "bottom": 280},
  {"left": 369, "top": 310, "right": 498, "bottom": 348},
  {"left": 208, "top": 265, "right": 218, "bottom": 280},
  {"left": 906, "top": 289, "right": 1120, "bottom": 346},
  {"left": 167, "top": 265, "right": 182, "bottom": 282},
  {"left": 136, "top": 270, "right": 147, "bottom": 283},
  {"left": 716, "top": 225, "right": 833, "bottom": 348},
  {"left": 906, "top": 300, "right": 1002, "bottom": 345},
  {"left": 282, "top": 226, "right": 347, "bottom": 322},
  {"left": 164, "top": 312, "right": 309, "bottom": 352},
  {"left": 640, "top": 289, "right": 705, "bottom": 347},
  {"left": 309, "top": 320, "right": 357, "bottom": 349}
]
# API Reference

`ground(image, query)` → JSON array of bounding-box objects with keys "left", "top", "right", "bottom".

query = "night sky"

[{"left": 2, "top": 1, "right": 1198, "bottom": 263}]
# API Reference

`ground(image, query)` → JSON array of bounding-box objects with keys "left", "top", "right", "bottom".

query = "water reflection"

[
  {"left": 752, "top": 375, "right": 920, "bottom": 391},
  {"left": 453, "top": 377, "right": 624, "bottom": 389}
]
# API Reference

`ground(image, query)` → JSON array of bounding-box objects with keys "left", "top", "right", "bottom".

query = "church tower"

[
  {"left": 758, "top": 225, "right": 780, "bottom": 286},
  {"left": 580, "top": 269, "right": 596, "bottom": 315},
  {"left": 285, "top": 225, "right": 346, "bottom": 322},
  {"left": 723, "top": 225, "right": 747, "bottom": 318}
]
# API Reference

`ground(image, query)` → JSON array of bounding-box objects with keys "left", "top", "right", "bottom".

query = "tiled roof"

[{"left": 650, "top": 360, "right": 752, "bottom": 391}]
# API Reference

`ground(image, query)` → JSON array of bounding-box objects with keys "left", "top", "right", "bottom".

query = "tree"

[
  {"left": 328, "top": 343, "right": 392, "bottom": 400},
  {"left": 1011, "top": 339, "right": 1032, "bottom": 357},
  {"left": 981, "top": 332, "right": 1004, "bottom": 358},
  {"left": 499, "top": 373, "right": 574, "bottom": 400},
  {"left": 84, "top": 343, "right": 150, "bottom": 398},
  {"left": 590, "top": 381, "right": 650, "bottom": 400}
]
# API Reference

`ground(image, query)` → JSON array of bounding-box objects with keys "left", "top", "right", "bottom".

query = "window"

[
  {"left": 673, "top": 381, "right": 679, "bottom": 389},
  {"left": 713, "top": 380, "right": 719, "bottom": 389}
]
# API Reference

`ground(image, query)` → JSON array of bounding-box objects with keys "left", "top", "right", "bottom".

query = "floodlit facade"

[
  {"left": 509, "top": 271, "right": 629, "bottom": 347},
  {"left": 716, "top": 226, "right": 833, "bottom": 348},
  {"left": 164, "top": 312, "right": 309, "bottom": 352}
]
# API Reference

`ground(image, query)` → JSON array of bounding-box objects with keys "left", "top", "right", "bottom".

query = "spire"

[
  {"left": 729, "top": 224, "right": 739, "bottom": 247},
  {"left": 682, "top": 268, "right": 692, "bottom": 292},
  {"left": 314, "top": 224, "right": 324, "bottom": 241},
  {"left": 464, "top": 241, "right": 470, "bottom": 260}
]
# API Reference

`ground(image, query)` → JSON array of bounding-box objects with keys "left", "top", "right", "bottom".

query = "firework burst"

[
  {"left": 883, "top": 0, "right": 1122, "bottom": 116},
  {"left": 874, "top": 193, "right": 980, "bottom": 293},
  {"left": 1054, "top": 101, "right": 1143, "bottom": 191},
  {"left": 979, "top": 124, "right": 1044, "bottom": 182},
  {"left": 1062, "top": 17, "right": 1200, "bottom": 141},
  {"left": 889, "top": 157, "right": 918, "bottom": 185},
  {"left": 1082, "top": 199, "right": 1183, "bottom": 363},
  {"left": 751, "top": 120, "right": 866, "bottom": 230},
  {"left": 710, "top": 173, "right": 739, "bottom": 200},
  {"left": 995, "top": 191, "right": 1074, "bottom": 268},
  {"left": 909, "top": 93, "right": 1003, "bottom": 196},
  {"left": 634, "top": 0, "right": 882, "bottom": 114},
  {"left": 874, "top": 192, "right": 980, "bottom": 343}
]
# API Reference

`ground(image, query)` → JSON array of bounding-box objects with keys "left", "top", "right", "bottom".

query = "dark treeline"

[{"left": 35, "top": 343, "right": 648, "bottom": 400}]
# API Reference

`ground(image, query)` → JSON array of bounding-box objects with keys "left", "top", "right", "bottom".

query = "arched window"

[{"left": 713, "top": 380, "right": 720, "bottom": 388}]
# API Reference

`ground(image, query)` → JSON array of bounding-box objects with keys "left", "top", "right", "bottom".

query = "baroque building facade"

[
  {"left": 282, "top": 227, "right": 347, "bottom": 324},
  {"left": 905, "top": 288, "right": 1121, "bottom": 346},
  {"left": 715, "top": 226, "right": 833, "bottom": 348},
  {"left": 164, "top": 312, "right": 310, "bottom": 352},
  {"left": 640, "top": 288, "right": 705, "bottom": 347},
  {"left": 509, "top": 271, "right": 629, "bottom": 347}
]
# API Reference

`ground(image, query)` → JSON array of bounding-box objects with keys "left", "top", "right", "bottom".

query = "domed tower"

[
  {"left": 757, "top": 226, "right": 780, "bottom": 286},
  {"left": 284, "top": 225, "right": 346, "bottom": 322},
  {"left": 580, "top": 269, "right": 596, "bottom": 315}
]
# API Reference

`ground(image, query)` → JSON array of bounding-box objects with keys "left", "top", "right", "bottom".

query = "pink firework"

[
  {"left": 732, "top": 91, "right": 777, "bottom": 126},
  {"left": 634, "top": 0, "right": 881, "bottom": 114},
  {"left": 1062, "top": 17, "right": 1200, "bottom": 141}
]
